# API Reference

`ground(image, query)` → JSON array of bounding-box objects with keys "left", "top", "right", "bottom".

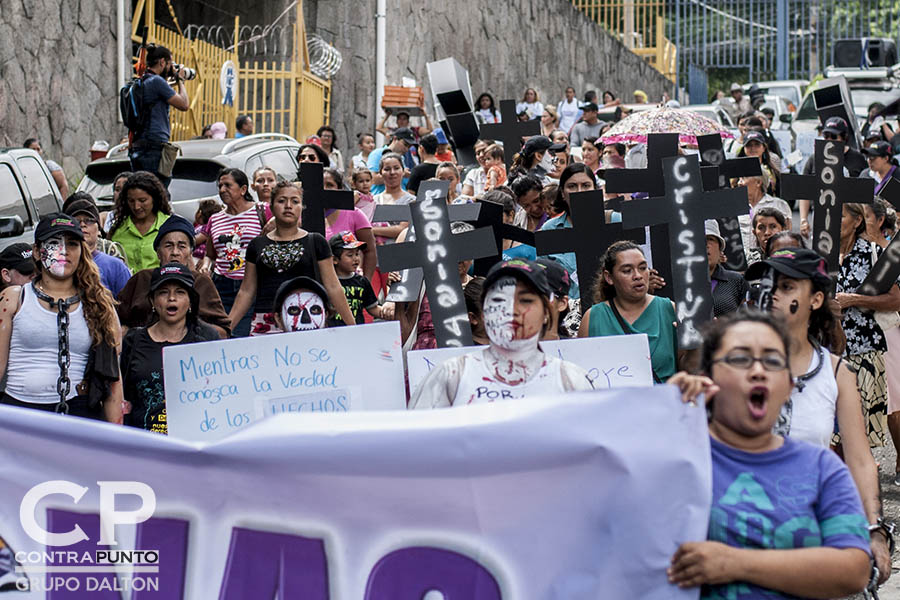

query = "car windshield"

[
  {"left": 81, "top": 177, "right": 218, "bottom": 205},
  {"left": 759, "top": 86, "right": 799, "bottom": 106},
  {"left": 849, "top": 88, "right": 900, "bottom": 116}
]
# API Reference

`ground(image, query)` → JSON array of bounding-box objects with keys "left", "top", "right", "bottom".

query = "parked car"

[
  {"left": 0, "top": 148, "right": 65, "bottom": 250},
  {"left": 596, "top": 102, "right": 655, "bottom": 125},
  {"left": 744, "top": 79, "right": 810, "bottom": 111},
  {"left": 76, "top": 134, "right": 303, "bottom": 222}
]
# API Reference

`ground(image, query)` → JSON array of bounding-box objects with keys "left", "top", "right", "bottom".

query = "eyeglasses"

[
  {"left": 75, "top": 217, "right": 97, "bottom": 226},
  {"left": 711, "top": 351, "right": 788, "bottom": 372},
  {"left": 299, "top": 154, "right": 319, "bottom": 162}
]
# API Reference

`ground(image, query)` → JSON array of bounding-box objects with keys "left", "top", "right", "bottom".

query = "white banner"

[
  {"left": 407, "top": 334, "right": 654, "bottom": 397},
  {"left": 163, "top": 321, "right": 407, "bottom": 442},
  {"left": 0, "top": 387, "right": 710, "bottom": 599}
]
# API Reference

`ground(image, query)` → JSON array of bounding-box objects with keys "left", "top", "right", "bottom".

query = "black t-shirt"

[
  {"left": 121, "top": 324, "right": 219, "bottom": 434},
  {"left": 245, "top": 232, "right": 331, "bottom": 313},
  {"left": 407, "top": 162, "right": 439, "bottom": 195},
  {"left": 333, "top": 273, "right": 378, "bottom": 325}
]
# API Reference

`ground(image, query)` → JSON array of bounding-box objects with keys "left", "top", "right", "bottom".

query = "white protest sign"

[
  {"left": 407, "top": 334, "right": 653, "bottom": 397},
  {"left": 163, "top": 321, "right": 406, "bottom": 442}
]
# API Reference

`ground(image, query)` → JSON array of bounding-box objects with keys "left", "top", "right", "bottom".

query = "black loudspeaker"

[{"left": 833, "top": 38, "right": 898, "bottom": 68}]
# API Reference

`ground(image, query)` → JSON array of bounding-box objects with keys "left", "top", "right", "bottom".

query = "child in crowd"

[
  {"left": 192, "top": 199, "right": 222, "bottom": 261},
  {"left": 483, "top": 144, "right": 507, "bottom": 191},
  {"left": 272, "top": 276, "right": 333, "bottom": 333},
  {"left": 351, "top": 168, "right": 376, "bottom": 223},
  {"left": 330, "top": 231, "right": 382, "bottom": 325}
]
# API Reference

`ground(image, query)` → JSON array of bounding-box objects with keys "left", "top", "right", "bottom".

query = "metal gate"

[{"left": 670, "top": 0, "right": 900, "bottom": 97}]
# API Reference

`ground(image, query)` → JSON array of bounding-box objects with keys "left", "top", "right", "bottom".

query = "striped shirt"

[{"left": 208, "top": 206, "right": 264, "bottom": 279}]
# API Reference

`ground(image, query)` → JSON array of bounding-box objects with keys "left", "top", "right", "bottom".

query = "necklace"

[{"left": 794, "top": 338, "right": 825, "bottom": 394}]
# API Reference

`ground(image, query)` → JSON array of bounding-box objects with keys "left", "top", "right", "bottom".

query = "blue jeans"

[
  {"left": 129, "top": 145, "right": 171, "bottom": 188},
  {"left": 213, "top": 274, "right": 252, "bottom": 337}
]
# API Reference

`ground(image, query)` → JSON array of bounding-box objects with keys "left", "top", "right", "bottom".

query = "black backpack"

[{"left": 119, "top": 73, "right": 152, "bottom": 134}]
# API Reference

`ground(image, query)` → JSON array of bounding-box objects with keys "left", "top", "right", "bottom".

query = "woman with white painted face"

[
  {"left": 409, "top": 259, "right": 593, "bottom": 409},
  {"left": 0, "top": 213, "right": 123, "bottom": 422},
  {"left": 272, "top": 276, "right": 333, "bottom": 333}
]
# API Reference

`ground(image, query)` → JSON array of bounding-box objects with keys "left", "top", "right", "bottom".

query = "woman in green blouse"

[
  {"left": 578, "top": 241, "right": 679, "bottom": 382},
  {"left": 109, "top": 171, "right": 172, "bottom": 273}
]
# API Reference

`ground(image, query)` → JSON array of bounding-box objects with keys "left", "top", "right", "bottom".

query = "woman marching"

[
  {"left": 409, "top": 259, "right": 593, "bottom": 408},
  {"left": 0, "top": 213, "right": 123, "bottom": 422},
  {"left": 120, "top": 264, "right": 220, "bottom": 434},
  {"left": 227, "top": 180, "right": 354, "bottom": 335},
  {"left": 666, "top": 310, "right": 871, "bottom": 597}
]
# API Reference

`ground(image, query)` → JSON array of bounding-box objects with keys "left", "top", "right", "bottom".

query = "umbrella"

[{"left": 600, "top": 106, "right": 734, "bottom": 146}]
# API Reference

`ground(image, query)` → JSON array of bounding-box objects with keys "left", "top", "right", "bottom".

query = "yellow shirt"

[{"left": 111, "top": 212, "right": 170, "bottom": 273}]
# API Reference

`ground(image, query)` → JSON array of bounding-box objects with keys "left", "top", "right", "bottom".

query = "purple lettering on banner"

[
  {"left": 364, "top": 546, "right": 502, "bottom": 599},
  {"left": 133, "top": 517, "right": 189, "bottom": 599},
  {"left": 46, "top": 509, "right": 119, "bottom": 599},
  {"left": 217, "top": 527, "right": 328, "bottom": 600}
]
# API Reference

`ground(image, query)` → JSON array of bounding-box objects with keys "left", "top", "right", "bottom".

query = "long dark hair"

[
  {"left": 323, "top": 168, "right": 347, "bottom": 190},
  {"left": 593, "top": 240, "right": 644, "bottom": 303},
  {"left": 477, "top": 93, "right": 498, "bottom": 120},
  {"left": 554, "top": 163, "right": 596, "bottom": 215},
  {"left": 806, "top": 276, "right": 837, "bottom": 351},
  {"left": 296, "top": 143, "right": 331, "bottom": 167},
  {"left": 109, "top": 171, "right": 172, "bottom": 237}
]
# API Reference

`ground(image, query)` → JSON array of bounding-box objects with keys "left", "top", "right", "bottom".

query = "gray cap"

[{"left": 704, "top": 219, "right": 726, "bottom": 250}]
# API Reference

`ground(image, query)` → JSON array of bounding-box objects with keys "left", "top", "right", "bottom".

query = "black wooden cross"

[
  {"left": 697, "top": 133, "right": 762, "bottom": 272},
  {"left": 373, "top": 202, "right": 482, "bottom": 303},
  {"left": 376, "top": 180, "right": 497, "bottom": 347},
  {"left": 621, "top": 154, "right": 749, "bottom": 349},
  {"left": 472, "top": 199, "right": 536, "bottom": 276},
  {"left": 781, "top": 139, "right": 874, "bottom": 275},
  {"left": 876, "top": 176, "right": 900, "bottom": 211},
  {"left": 535, "top": 189, "right": 644, "bottom": 311},
  {"left": 603, "top": 133, "right": 680, "bottom": 298},
  {"left": 479, "top": 99, "right": 541, "bottom": 171},
  {"left": 299, "top": 162, "right": 354, "bottom": 237}
]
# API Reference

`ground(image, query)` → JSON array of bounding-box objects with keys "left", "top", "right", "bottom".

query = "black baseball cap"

[
  {"left": 822, "top": 116, "right": 849, "bottom": 138},
  {"left": 548, "top": 142, "right": 568, "bottom": 154},
  {"left": 865, "top": 140, "right": 894, "bottom": 159},
  {"left": 865, "top": 129, "right": 884, "bottom": 142},
  {"left": 745, "top": 248, "right": 832, "bottom": 289},
  {"left": 743, "top": 130, "right": 767, "bottom": 147},
  {"left": 34, "top": 213, "right": 84, "bottom": 243},
  {"left": 536, "top": 258, "right": 570, "bottom": 298},
  {"left": 149, "top": 263, "right": 199, "bottom": 314},
  {"left": 583, "top": 102, "right": 599, "bottom": 112},
  {"left": 483, "top": 258, "right": 552, "bottom": 299},
  {"left": 392, "top": 127, "right": 416, "bottom": 144},
  {"left": 329, "top": 230, "right": 366, "bottom": 253},
  {"left": 521, "top": 136, "right": 553, "bottom": 156},
  {"left": 0, "top": 243, "right": 35, "bottom": 274},
  {"left": 273, "top": 276, "right": 330, "bottom": 315}
]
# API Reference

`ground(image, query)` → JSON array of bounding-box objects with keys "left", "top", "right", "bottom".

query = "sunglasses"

[{"left": 299, "top": 154, "right": 319, "bottom": 162}]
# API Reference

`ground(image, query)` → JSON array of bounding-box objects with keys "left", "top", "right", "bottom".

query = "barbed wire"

[{"left": 308, "top": 35, "right": 342, "bottom": 78}]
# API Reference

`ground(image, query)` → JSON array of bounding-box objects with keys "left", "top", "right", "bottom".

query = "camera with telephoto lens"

[
  {"left": 746, "top": 266, "right": 775, "bottom": 312},
  {"left": 170, "top": 63, "right": 196, "bottom": 81}
]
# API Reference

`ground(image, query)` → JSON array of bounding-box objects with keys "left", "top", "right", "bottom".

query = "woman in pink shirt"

[{"left": 323, "top": 169, "right": 377, "bottom": 280}]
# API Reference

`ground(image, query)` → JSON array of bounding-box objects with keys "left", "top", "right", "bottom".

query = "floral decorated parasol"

[{"left": 599, "top": 106, "right": 734, "bottom": 146}]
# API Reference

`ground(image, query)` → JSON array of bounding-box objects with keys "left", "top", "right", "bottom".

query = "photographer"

[{"left": 129, "top": 44, "right": 189, "bottom": 188}]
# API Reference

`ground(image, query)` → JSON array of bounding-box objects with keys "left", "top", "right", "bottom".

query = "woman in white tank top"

[
  {"left": 410, "top": 259, "right": 593, "bottom": 409},
  {"left": 744, "top": 248, "right": 890, "bottom": 584},
  {"left": 0, "top": 213, "right": 123, "bottom": 422}
]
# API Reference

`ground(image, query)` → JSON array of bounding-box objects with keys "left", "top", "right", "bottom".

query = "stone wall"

[
  {"left": 0, "top": 0, "right": 129, "bottom": 181},
  {"left": 305, "top": 0, "right": 675, "bottom": 162}
]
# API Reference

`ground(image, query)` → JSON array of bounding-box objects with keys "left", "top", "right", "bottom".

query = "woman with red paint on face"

[{"left": 409, "top": 259, "right": 592, "bottom": 409}]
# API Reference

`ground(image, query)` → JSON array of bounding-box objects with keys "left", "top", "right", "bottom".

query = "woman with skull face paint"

[
  {"left": 409, "top": 259, "right": 593, "bottom": 409},
  {"left": 228, "top": 181, "right": 355, "bottom": 334},
  {"left": 0, "top": 213, "right": 123, "bottom": 422},
  {"left": 272, "top": 276, "right": 333, "bottom": 333}
]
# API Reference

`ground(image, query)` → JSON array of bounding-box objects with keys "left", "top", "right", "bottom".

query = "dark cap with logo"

[
  {"left": 0, "top": 243, "right": 35, "bottom": 274},
  {"left": 34, "top": 213, "right": 84, "bottom": 243},
  {"left": 822, "top": 116, "right": 849, "bottom": 138},
  {"left": 483, "top": 258, "right": 552, "bottom": 298},
  {"left": 149, "top": 262, "right": 199, "bottom": 313},
  {"left": 864, "top": 140, "right": 894, "bottom": 159},
  {"left": 745, "top": 248, "right": 832, "bottom": 289},
  {"left": 536, "top": 258, "right": 570, "bottom": 298},
  {"left": 743, "top": 130, "right": 767, "bottom": 147}
]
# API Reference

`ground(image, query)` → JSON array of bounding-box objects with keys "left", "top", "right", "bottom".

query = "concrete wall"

[
  {"left": 306, "top": 0, "right": 675, "bottom": 162},
  {"left": 0, "top": 0, "right": 129, "bottom": 182}
]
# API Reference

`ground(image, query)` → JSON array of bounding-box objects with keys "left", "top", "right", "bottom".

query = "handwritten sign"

[
  {"left": 781, "top": 139, "right": 874, "bottom": 275},
  {"left": 163, "top": 321, "right": 406, "bottom": 442},
  {"left": 407, "top": 334, "right": 653, "bottom": 397},
  {"left": 622, "top": 155, "right": 747, "bottom": 349}
]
